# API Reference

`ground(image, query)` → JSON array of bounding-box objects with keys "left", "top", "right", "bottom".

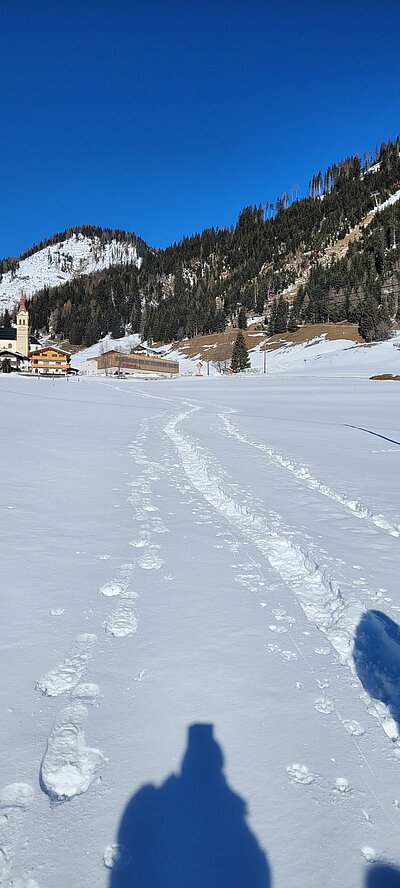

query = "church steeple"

[{"left": 16, "top": 293, "right": 29, "bottom": 357}]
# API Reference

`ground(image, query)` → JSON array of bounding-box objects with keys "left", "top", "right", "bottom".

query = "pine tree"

[
  {"left": 2, "top": 308, "right": 11, "bottom": 327},
  {"left": 287, "top": 308, "right": 299, "bottom": 333},
  {"left": 274, "top": 297, "right": 289, "bottom": 334},
  {"left": 268, "top": 300, "right": 277, "bottom": 335},
  {"left": 359, "top": 294, "right": 379, "bottom": 342},
  {"left": 237, "top": 307, "right": 247, "bottom": 329},
  {"left": 231, "top": 330, "right": 250, "bottom": 372}
]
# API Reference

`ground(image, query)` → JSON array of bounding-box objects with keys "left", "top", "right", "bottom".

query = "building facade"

[
  {"left": 0, "top": 296, "right": 41, "bottom": 357},
  {"left": 87, "top": 349, "right": 179, "bottom": 376},
  {"left": 30, "top": 347, "right": 71, "bottom": 375}
]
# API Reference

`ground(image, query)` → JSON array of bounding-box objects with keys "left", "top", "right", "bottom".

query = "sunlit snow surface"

[{"left": 1, "top": 356, "right": 400, "bottom": 886}]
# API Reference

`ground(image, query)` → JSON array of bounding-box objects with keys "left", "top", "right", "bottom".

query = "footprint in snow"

[
  {"left": 332, "top": 777, "right": 351, "bottom": 795},
  {"left": 104, "top": 607, "right": 138, "bottom": 638},
  {"left": 11, "top": 879, "right": 41, "bottom": 887},
  {"left": 137, "top": 552, "right": 163, "bottom": 570},
  {"left": 0, "top": 783, "right": 35, "bottom": 883},
  {"left": 286, "top": 764, "right": 316, "bottom": 785},
  {"left": 361, "top": 847, "right": 376, "bottom": 862},
  {"left": 99, "top": 582, "right": 126, "bottom": 597},
  {"left": 71, "top": 683, "right": 101, "bottom": 705},
  {"left": 268, "top": 625, "right": 287, "bottom": 634},
  {"left": 265, "top": 644, "right": 298, "bottom": 662},
  {"left": 103, "top": 844, "right": 131, "bottom": 871},
  {"left": 342, "top": 719, "right": 365, "bottom": 737},
  {"left": 40, "top": 703, "right": 106, "bottom": 803},
  {"left": 35, "top": 634, "right": 97, "bottom": 697},
  {"left": 273, "top": 608, "right": 295, "bottom": 625},
  {"left": 314, "top": 698, "right": 334, "bottom": 714}
]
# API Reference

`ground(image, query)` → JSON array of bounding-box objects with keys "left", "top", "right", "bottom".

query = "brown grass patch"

[
  {"left": 173, "top": 322, "right": 362, "bottom": 364},
  {"left": 261, "top": 323, "right": 362, "bottom": 351},
  {"left": 370, "top": 374, "right": 400, "bottom": 381}
]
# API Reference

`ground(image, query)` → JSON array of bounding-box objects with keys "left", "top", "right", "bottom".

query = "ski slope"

[{"left": 1, "top": 371, "right": 400, "bottom": 887}]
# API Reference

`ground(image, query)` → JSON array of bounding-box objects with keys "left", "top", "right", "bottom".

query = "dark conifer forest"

[{"left": 5, "top": 138, "right": 400, "bottom": 346}]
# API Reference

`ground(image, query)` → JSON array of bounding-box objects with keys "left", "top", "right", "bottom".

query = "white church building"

[{"left": 0, "top": 296, "right": 41, "bottom": 368}]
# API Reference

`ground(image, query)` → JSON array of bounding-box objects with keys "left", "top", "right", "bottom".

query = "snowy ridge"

[
  {"left": 165, "top": 407, "right": 400, "bottom": 748},
  {"left": 220, "top": 412, "right": 400, "bottom": 538},
  {"left": 0, "top": 232, "right": 144, "bottom": 311}
]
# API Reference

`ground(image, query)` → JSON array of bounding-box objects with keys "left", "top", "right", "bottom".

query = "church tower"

[{"left": 16, "top": 294, "right": 29, "bottom": 357}]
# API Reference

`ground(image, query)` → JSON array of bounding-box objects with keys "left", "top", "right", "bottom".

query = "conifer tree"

[
  {"left": 268, "top": 300, "right": 278, "bottom": 335},
  {"left": 231, "top": 330, "right": 250, "bottom": 372},
  {"left": 359, "top": 294, "right": 379, "bottom": 342},
  {"left": 274, "top": 297, "right": 289, "bottom": 334},
  {"left": 237, "top": 307, "right": 247, "bottom": 329}
]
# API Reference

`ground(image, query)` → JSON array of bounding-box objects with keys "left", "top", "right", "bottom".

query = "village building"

[
  {"left": 86, "top": 349, "right": 179, "bottom": 377},
  {"left": 0, "top": 349, "right": 30, "bottom": 371},
  {"left": 30, "top": 346, "right": 72, "bottom": 375},
  {"left": 0, "top": 296, "right": 41, "bottom": 363},
  {"left": 0, "top": 296, "right": 73, "bottom": 375}
]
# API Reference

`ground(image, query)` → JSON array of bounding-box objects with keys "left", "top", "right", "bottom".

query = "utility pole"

[{"left": 263, "top": 348, "right": 267, "bottom": 374}]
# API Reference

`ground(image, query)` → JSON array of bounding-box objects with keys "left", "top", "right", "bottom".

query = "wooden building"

[
  {"left": 30, "top": 346, "right": 71, "bottom": 375},
  {"left": 87, "top": 350, "right": 179, "bottom": 377}
]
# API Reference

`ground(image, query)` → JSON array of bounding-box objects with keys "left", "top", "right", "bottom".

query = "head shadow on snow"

[
  {"left": 109, "top": 722, "right": 270, "bottom": 888},
  {"left": 365, "top": 862, "right": 400, "bottom": 887},
  {"left": 353, "top": 609, "right": 400, "bottom": 732}
]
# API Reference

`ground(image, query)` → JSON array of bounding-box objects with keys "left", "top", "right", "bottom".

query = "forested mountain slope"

[
  {"left": 0, "top": 226, "right": 147, "bottom": 314},
  {"left": 4, "top": 139, "right": 400, "bottom": 346}
]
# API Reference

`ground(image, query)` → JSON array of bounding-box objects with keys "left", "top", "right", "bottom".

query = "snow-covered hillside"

[
  {"left": 0, "top": 233, "right": 144, "bottom": 312},
  {"left": 72, "top": 329, "right": 400, "bottom": 378}
]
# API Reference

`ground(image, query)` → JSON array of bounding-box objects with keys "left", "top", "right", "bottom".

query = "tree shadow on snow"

[
  {"left": 365, "top": 862, "right": 400, "bottom": 887},
  {"left": 353, "top": 609, "right": 400, "bottom": 731},
  {"left": 109, "top": 722, "right": 271, "bottom": 887}
]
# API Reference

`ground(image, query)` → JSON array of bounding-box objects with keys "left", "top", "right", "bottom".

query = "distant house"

[
  {"left": 86, "top": 349, "right": 179, "bottom": 377},
  {"left": 30, "top": 346, "right": 72, "bottom": 375}
]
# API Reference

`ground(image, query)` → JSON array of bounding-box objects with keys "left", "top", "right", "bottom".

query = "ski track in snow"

[
  {"left": 220, "top": 412, "right": 400, "bottom": 539},
  {"left": 165, "top": 407, "right": 400, "bottom": 756}
]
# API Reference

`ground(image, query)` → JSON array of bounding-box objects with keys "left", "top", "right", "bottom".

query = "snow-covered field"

[{"left": 1, "top": 367, "right": 400, "bottom": 887}]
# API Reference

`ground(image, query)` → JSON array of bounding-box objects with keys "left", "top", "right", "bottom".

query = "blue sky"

[{"left": 1, "top": 0, "right": 400, "bottom": 257}]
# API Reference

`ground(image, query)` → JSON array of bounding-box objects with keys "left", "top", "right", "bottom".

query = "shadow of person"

[
  {"left": 109, "top": 723, "right": 271, "bottom": 887},
  {"left": 353, "top": 610, "right": 400, "bottom": 732},
  {"left": 365, "top": 862, "right": 400, "bottom": 887}
]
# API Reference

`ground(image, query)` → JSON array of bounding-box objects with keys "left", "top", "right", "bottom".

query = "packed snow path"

[{"left": 1, "top": 374, "right": 400, "bottom": 887}]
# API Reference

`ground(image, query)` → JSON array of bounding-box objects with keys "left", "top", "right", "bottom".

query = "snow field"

[{"left": 1, "top": 372, "right": 400, "bottom": 886}]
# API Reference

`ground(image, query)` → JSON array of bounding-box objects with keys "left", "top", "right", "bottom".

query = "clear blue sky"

[{"left": 1, "top": 0, "right": 400, "bottom": 258}]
